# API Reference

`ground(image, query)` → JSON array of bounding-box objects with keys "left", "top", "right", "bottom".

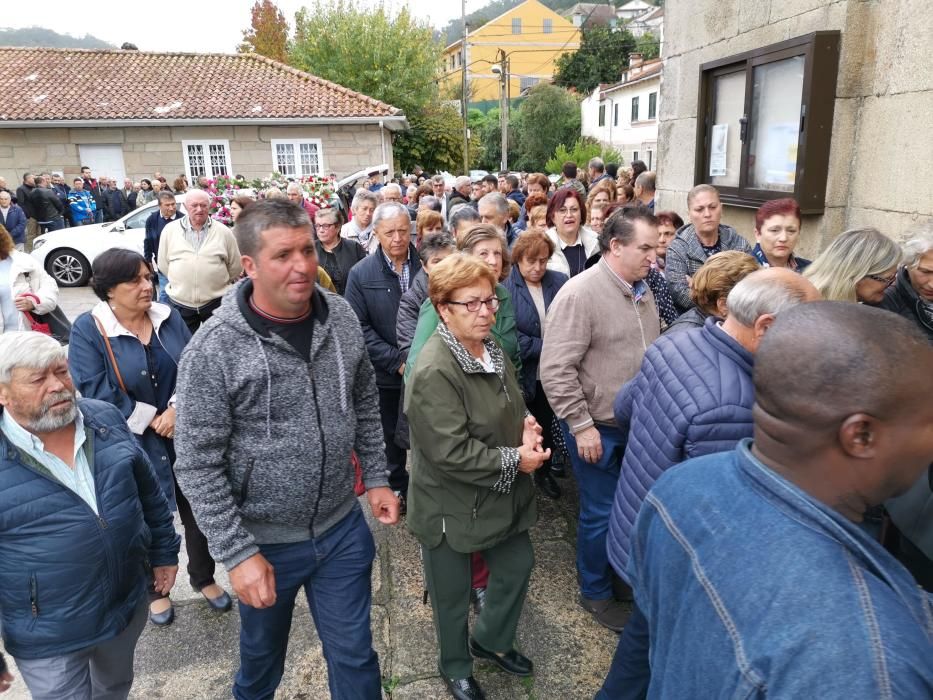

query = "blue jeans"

[
  {"left": 234, "top": 506, "right": 381, "bottom": 700},
  {"left": 561, "top": 422, "right": 626, "bottom": 600},
  {"left": 157, "top": 271, "right": 169, "bottom": 303},
  {"left": 595, "top": 602, "right": 650, "bottom": 699},
  {"left": 93, "top": 209, "right": 103, "bottom": 223}
]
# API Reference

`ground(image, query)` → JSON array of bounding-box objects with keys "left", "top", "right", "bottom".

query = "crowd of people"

[{"left": 0, "top": 157, "right": 931, "bottom": 700}]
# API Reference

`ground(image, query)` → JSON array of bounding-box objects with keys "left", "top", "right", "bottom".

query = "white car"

[{"left": 31, "top": 195, "right": 187, "bottom": 287}]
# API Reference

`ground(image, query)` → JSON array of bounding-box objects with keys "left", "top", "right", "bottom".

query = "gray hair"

[
  {"left": 314, "top": 206, "right": 341, "bottom": 225},
  {"left": 234, "top": 199, "right": 311, "bottom": 258},
  {"left": 449, "top": 204, "right": 480, "bottom": 232},
  {"left": 351, "top": 189, "right": 378, "bottom": 212},
  {"left": 419, "top": 231, "right": 457, "bottom": 264},
  {"left": 0, "top": 332, "right": 67, "bottom": 384},
  {"left": 901, "top": 226, "right": 933, "bottom": 269},
  {"left": 454, "top": 175, "right": 471, "bottom": 189},
  {"left": 635, "top": 171, "right": 656, "bottom": 193},
  {"left": 380, "top": 183, "right": 402, "bottom": 199},
  {"left": 371, "top": 201, "right": 410, "bottom": 230},
  {"left": 588, "top": 157, "right": 605, "bottom": 173},
  {"left": 157, "top": 190, "right": 176, "bottom": 204},
  {"left": 478, "top": 192, "right": 509, "bottom": 217},
  {"left": 285, "top": 182, "right": 303, "bottom": 195},
  {"left": 185, "top": 188, "right": 210, "bottom": 205},
  {"left": 419, "top": 195, "right": 442, "bottom": 213},
  {"left": 727, "top": 269, "right": 815, "bottom": 327}
]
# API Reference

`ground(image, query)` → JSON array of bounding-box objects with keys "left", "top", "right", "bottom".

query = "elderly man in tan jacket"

[
  {"left": 540, "top": 209, "right": 660, "bottom": 633},
  {"left": 158, "top": 188, "right": 242, "bottom": 332}
]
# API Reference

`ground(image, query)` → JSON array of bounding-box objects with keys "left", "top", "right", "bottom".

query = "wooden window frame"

[
  {"left": 648, "top": 91, "right": 657, "bottom": 120},
  {"left": 694, "top": 31, "right": 840, "bottom": 214},
  {"left": 631, "top": 96, "right": 639, "bottom": 123},
  {"left": 598, "top": 104, "right": 606, "bottom": 127}
]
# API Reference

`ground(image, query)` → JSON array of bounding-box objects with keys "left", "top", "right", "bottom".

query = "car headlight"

[{"left": 32, "top": 238, "right": 47, "bottom": 251}]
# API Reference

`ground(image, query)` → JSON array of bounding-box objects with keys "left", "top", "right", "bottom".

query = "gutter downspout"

[{"left": 379, "top": 120, "right": 387, "bottom": 174}]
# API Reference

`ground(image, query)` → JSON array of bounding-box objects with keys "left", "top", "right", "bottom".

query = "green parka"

[{"left": 405, "top": 331, "right": 536, "bottom": 552}]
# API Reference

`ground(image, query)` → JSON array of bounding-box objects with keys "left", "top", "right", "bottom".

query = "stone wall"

[
  {"left": 0, "top": 123, "right": 388, "bottom": 185},
  {"left": 657, "top": 0, "right": 933, "bottom": 257}
]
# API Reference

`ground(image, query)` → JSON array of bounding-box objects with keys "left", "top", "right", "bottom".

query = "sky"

[{"left": 4, "top": 0, "right": 490, "bottom": 53}]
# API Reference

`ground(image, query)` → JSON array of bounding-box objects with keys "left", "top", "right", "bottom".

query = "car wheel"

[{"left": 46, "top": 248, "right": 91, "bottom": 287}]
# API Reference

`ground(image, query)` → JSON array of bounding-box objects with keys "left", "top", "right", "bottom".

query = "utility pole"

[
  {"left": 461, "top": 0, "right": 469, "bottom": 174},
  {"left": 498, "top": 49, "right": 509, "bottom": 172}
]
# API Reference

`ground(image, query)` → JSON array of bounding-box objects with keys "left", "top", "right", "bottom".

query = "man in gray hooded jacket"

[{"left": 174, "top": 199, "right": 399, "bottom": 700}]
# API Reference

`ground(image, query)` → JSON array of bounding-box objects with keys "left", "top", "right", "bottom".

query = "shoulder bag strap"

[{"left": 92, "top": 315, "right": 127, "bottom": 393}]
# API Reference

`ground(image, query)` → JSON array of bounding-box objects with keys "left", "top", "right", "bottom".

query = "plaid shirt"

[{"left": 382, "top": 248, "right": 411, "bottom": 293}]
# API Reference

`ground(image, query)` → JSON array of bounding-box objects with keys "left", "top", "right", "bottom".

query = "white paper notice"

[{"left": 709, "top": 124, "right": 728, "bottom": 177}]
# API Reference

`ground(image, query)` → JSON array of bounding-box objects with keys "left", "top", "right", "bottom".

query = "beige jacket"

[
  {"left": 158, "top": 217, "right": 242, "bottom": 308},
  {"left": 540, "top": 258, "right": 660, "bottom": 432}
]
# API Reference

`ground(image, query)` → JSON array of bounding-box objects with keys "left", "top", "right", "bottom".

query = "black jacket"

[
  {"left": 314, "top": 238, "right": 366, "bottom": 295},
  {"left": 29, "top": 186, "right": 65, "bottom": 221},
  {"left": 447, "top": 191, "right": 471, "bottom": 214},
  {"left": 344, "top": 245, "right": 422, "bottom": 389},
  {"left": 880, "top": 267, "right": 933, "bottom": 343},
  {"left": 15, "top": 184, "right": 35, "bottom": 218}
]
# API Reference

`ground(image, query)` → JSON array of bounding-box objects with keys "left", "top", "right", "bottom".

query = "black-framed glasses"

[
  {"left": 447, "top": 296, "right": 500, "bottom": 313},
  {"left": 864, "top": 272, "right": 897, "bottom": 286}
]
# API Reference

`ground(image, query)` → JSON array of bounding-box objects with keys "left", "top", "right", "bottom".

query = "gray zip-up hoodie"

[{"left": 173, "top": 280, "right": 389, "bottom": 570}]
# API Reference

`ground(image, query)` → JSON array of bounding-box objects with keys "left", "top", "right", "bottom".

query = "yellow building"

[{"left": 441, "top": 0, "right": 581, "bottom": 107}]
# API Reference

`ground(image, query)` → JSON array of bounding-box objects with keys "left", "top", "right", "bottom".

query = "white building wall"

[{"left": 581, "top": 75, "right": 661, "bottom": 169}]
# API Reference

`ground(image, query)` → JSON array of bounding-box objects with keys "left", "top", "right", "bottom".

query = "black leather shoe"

[
  {"left": 149, "top": 602, "right": 174, "bottom": 627},
  {"left": 202, "top": 588, "right": 233, "bottom": 612},
  {"left": 535, "top": 470, "right": 562, "bottom": 500},
  {"left": 471, "top": 586, "right": 487, "bottom": 616},
  {"left": 549, "top": 456, "right": 568, "bottom": 478},
  {"left": 468, "top": 637, "right": 533, "bottom": 676},
  {"left": 441, "top": 673, "right": 486, "bottom": 700}
]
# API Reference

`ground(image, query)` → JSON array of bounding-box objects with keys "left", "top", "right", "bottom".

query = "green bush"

[{"left": 545, "top": 138, "right": 625, "bottom": 176}]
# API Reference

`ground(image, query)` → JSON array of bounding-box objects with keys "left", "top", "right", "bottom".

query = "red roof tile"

[{"left": 0, "top": 48, "right": 402, "bottom": 122}]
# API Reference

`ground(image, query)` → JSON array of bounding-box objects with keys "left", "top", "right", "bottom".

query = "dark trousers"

[
  {"left": 169, "top": 296, "right": 223, "bottom": 334},
  {"left": 377, "top": 386, "right": 409, "bottom": 494},
  {"left": 38, "top": 217, "right": 65, "bottom": 233},
  {"left": 422, "top": 531, "right": 534, "bottom": 679},
  {"left": 560, "top": 422, "right": 626, "bottom": 600},
  {"left": 596, "top": 602, "right": 650, "bottom": 699},
  {"left": 527, "top": 382, "right": 557, "bottom": 478},
  {"left": 234, "top": 507, "right": 380, "bottom": 700},
  {"left": 148, "top": 475, "right": 216, "bottom": 601}
]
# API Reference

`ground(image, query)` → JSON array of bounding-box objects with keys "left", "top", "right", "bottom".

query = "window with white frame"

[
  {"left": 182, "top": 140, "right": 232, "bottom": 180},
  {"left": 271, "top": 139, "right": 323, "bottom": 178}
]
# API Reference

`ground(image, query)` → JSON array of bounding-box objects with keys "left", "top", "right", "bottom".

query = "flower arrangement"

[
  {"left": 205, "top": 172, "right": 339, "bottom": 225},
  {"left": 205, "top": 174, "right": 249, "bottom": 226}
]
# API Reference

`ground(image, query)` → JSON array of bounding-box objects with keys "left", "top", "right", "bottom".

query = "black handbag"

[{"left": 31, "top": 305, "right": 72, "bottom": 344}]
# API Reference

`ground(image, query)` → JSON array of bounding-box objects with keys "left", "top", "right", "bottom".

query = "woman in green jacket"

[
  {"left": 406, "top": 254, "right": 549, "bottom": 700},
  {"left": 404, "top": 224, "right": 522, "bottom": 382}
]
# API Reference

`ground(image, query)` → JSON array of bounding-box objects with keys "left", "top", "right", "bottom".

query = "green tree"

[
  {"left": 634, "top": 31, "right": 661, "bottom": 60},
  {"left": 238, "top": 0, "right": 289, "bottom": 63},
  {"left": 510, "top": 84, "right": 581, "bottom": 171},
  {"left": 393, "top": 105, "right": 466, "bottom": 174},
  {"left": 553, "top": 26, "right": 637, "bottom": 95},
  {"left": 289, "top": 0, "right": 440, "bottom": 118}
]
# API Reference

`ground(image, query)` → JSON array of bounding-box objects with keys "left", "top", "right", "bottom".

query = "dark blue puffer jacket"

[
  {"left": 0, "top": 399, "right": 180, "bottom": 660},
  {"left": 607, "top": 317, "right": 755, "bottom": 583}
]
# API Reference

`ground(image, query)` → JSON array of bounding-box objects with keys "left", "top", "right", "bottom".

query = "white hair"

[
  {"left": 479, "top": 192, "right": 509, "bottom": 216},
  {"left": 286, "top": 182, "right": 303, "bottom": 194},
  {"left": 0, "top": 332, "right": 67, "bottom": 384},
  {"left": 726, "top": 270, "right": 813, "bottom": 327},
  {"left": 372, "top": 201, "right": 410, "bottom": 230},
  {"left": 351, "top": 189, "right": 378, "bottom": 211},
  {"left": 454, "top": 175, "right": 471, "bottom": 189},
  {"left": 901, "top": 226, "right": 933, "bottom": 269}
]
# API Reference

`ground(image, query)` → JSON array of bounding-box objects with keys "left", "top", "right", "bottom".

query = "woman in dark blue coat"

[
  {"left": 69, "top": 249, "right": 231, "bottom": 627},
  {"left": 504, "top": 231, "right": 568, "bottom": 499}
]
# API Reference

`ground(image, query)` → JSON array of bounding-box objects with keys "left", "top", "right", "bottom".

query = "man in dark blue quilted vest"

[{"left": 0, "top": 331, "right": 180, "bottom": 700}]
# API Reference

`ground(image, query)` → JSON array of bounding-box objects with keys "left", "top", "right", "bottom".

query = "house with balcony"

[
  {"left": 581, "top": 54, "right": 662, "bottom": 169},
  {"left": 440, "top": 0, "right": 580, "bottom": 109}
]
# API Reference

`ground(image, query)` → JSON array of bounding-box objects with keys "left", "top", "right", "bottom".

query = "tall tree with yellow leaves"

[{"left": 238, "top": 0, "right": 289, "bottom": 63}]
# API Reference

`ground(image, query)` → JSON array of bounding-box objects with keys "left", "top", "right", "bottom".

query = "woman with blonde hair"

[
  {"left": 586, "top": 180, "right": 616, "bottom": 219},
  {"left": 804, "top": 227, "right": 902, "bottom": 303},
  {"left": 665, "top": 251, "right": 760, "bottom": 334},
  {"left": 415, "top": 209, "right": 445, "bottom": 248}
]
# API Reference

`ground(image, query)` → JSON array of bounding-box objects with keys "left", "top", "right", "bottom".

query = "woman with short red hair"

[
  {"left": 544, "top": 188, "right": 598, "bottom": 277},
  {"left": 753, "top": 198, "right": 810, "bottom": 271}
]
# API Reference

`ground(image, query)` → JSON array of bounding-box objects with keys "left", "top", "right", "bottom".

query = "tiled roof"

[{"left": 0, "top": 48, "right": 403, "bottom": 122}]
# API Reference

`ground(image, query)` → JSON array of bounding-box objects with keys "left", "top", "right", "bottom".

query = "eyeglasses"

[
  {"left": 557, "top": 207, "right": 581, "bottom": 215},
  {"left": 864, "top": 272, "right": 897, "bottom": 286},
  {"left": 447, "top": 296, "right": 500, "bottom": 313},
  {"left": 315, "top": 223, "right": 337, "bottom": 229}
]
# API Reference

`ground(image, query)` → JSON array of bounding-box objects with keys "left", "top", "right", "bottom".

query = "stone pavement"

[{"left": 2, "top": 286, "right": 624, "bottom": 699}]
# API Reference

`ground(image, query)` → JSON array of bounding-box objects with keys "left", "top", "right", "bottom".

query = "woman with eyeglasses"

[
  {"left": 406, "top": 253, "right": 549, "bottom": 700},
  {"left": 804, "top": 227, "right": 902, "bottom": 303},
  {"left": 544, "top": 188, "right": 599, "bottom": 278},
  {"left": 312, "top": 207, "right": 365, "bottom": 295}
]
